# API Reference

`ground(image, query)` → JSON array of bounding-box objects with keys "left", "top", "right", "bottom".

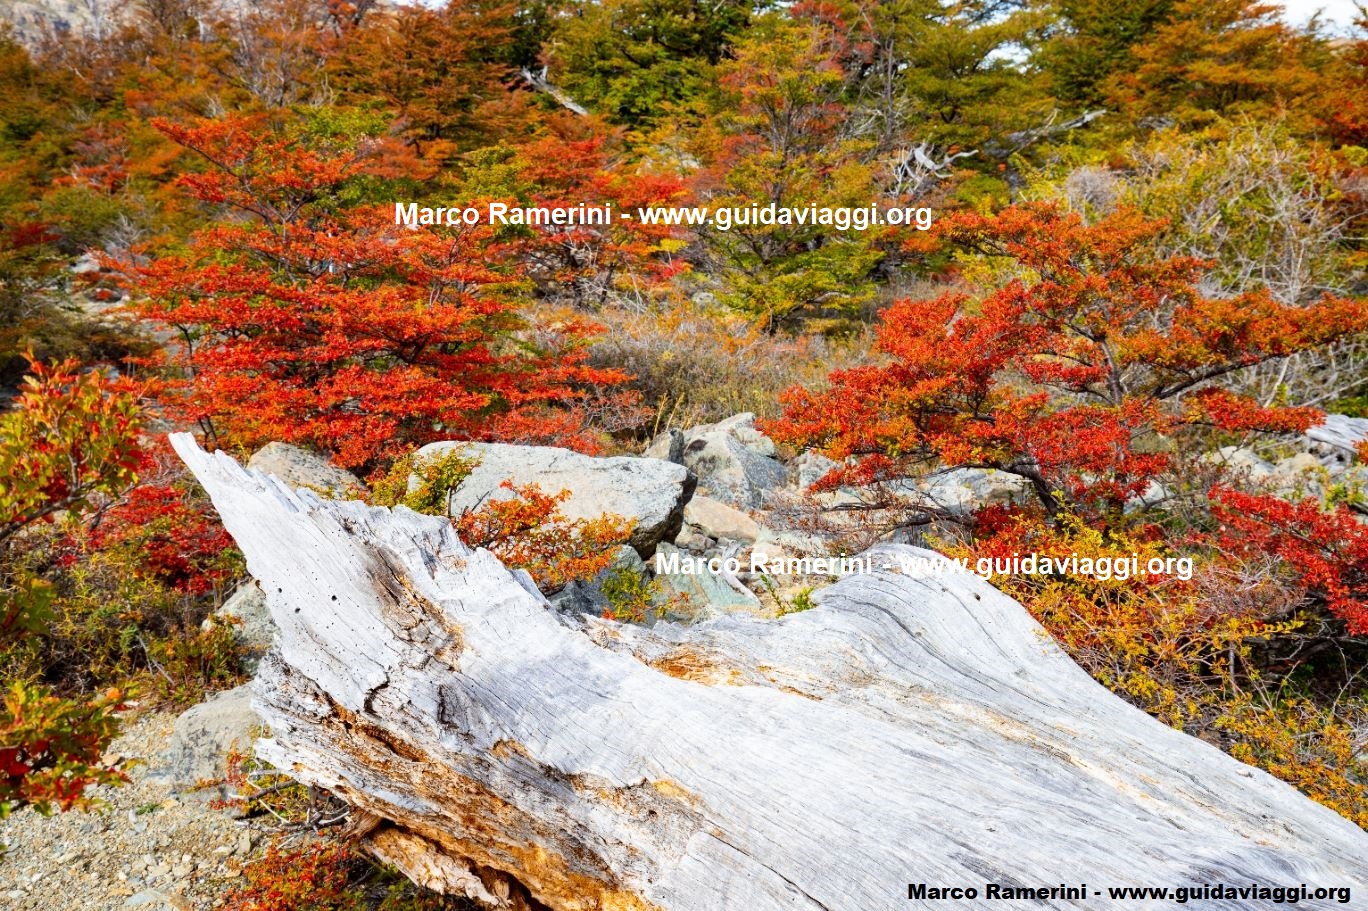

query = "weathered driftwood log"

[{"left": 173, "top": 435, "right": 1368, "bottom": 910}]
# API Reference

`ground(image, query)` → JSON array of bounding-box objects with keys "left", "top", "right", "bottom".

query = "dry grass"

[{"left": 588, "top": 300, "right": 877, "bottom": 437}]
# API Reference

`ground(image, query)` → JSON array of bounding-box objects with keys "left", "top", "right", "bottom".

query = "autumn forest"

[{"left": 2, "top": 0, "right": 1368, "bottom": 906}]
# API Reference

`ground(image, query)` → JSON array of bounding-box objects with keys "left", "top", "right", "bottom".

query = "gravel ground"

[{"left": 0, "top": 710, "right": 262, "bottom": 911}]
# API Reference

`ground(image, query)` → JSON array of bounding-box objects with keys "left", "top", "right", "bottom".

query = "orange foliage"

[
  {"left": 456, "top": 481, "right": 633, "bottom": 592},
  {"left": 769, "top": 203, "right": 1368, "bottom": 517},
  {"left": 370, "top": 449, "right": 634, "bottom": 592},
  {"left": 220, "top": 840, "right": 362, "bottom": 911},
  {"left": 1212, "top": 488, "right": 1368, "bottom": 634},
  {"left": 1108, "top": 0, "right": 1334, "bottom": 130},
  {"left": 122, "top": 116, "right": 638, "bottom": 473}
]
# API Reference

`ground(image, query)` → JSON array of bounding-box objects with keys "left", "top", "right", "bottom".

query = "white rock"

[
  {"left": 1204, "top": 445, "right": 1275, "bottom": 480},
  {"left": 416, "top": 441, "right": 694, "bottom": 557},
  {"left": 687, "top": 412, "right": 776, "bottom": 457},
  {"left": 247, "top": 442, "right": 363, "bottom": 498},
  {"left": 651, "top": 542, "right": 761, "bottom": 619},
  {"left": 646, "top": 413, "right": 786, "bottom": 508},
  {"left": 122, "top": 888, "right": 191, "bottom": 910},
  {"left": 150, "top": 686, "right": 259, "bottom": 792},
  {"left": 917, "top": 467, "right": 1031, "bottom": 515},
  {"left": 683, "top": 495, "right": 760, "bottom": 543},
  {"left": 681, "top": 432, "right": 786, "bottom": 508},
  {"left": 1269, "top": 453, "right": 1327, "bottom": 499},
  {"left": 206, "top": 583, "right": 274, "bottom": 672},
  {"left": 792, "top": 450, "right": 838, "bottom": 490}
]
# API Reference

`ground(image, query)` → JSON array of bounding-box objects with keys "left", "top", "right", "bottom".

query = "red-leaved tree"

[
  {"left": 768, "top": 203, "right": 1368, "bottom": 519},
  {"left": 124, "top": 115, "right": 639, "bottom": 473}
]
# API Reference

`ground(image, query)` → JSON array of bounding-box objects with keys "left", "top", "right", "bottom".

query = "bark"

[{"left": 172, "top": 434, "right": 1368, "bottom": 911}]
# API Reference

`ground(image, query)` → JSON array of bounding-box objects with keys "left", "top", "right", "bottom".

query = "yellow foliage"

[{"left": 943, "top": 513, "right": 1366, "bottom": 825}]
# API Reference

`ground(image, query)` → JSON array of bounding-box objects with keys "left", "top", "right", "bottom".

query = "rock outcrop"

[
  {"left": 644, "top": 413, "right": 785, "bottom": 508},
  {"left": 415, "top": 441, "right": 694, "bottom": 557},
  {"left": 680, "top": 494, "right": 759, "bottom": 543},
  {"left": 246, "top": 442, "right": 364, "bottom": 498},
  {"left": 207, "top": 583, "right": 274, "bottom": 673},
  {"left": 173, "top": 433, "right": 1368, "bottom": 911},
  {"left": 151, "top": 685, "right": 259, "bottom": 794}
]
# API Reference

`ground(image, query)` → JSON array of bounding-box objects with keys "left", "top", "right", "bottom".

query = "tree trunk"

[{"left": 173, "top": 434, "right": 1368, "bottom": 911}]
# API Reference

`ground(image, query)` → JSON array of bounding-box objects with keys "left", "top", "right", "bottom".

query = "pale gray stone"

[
  {"left": 687, "top": 412, "right": 776, "bottom": 457},
  {"left": 246, "top": 442, "right": 363, "bottom": 498},
  {"left": 642, "top": 428, "right": 683, "bottom": 463},
  {"left": 681, "top": 432, "right": 785, "bottom": 508},
  {"left": 914, "top": 467, "right": 1032, "bottom": 515},
  {"left": 1269, "top": 453, "right": 1328, "bottom": 500},
  {"left": 649, "top": 543, "right": 759, "bottom": 620},
  {"left": 150, "top": 686, "right": 259, "bottom": 792},
  {"left": 1204, "top": 445, "right": 1275, "bottom": 480},
  {"left": 123, "top": 890, "right": 192, "bottom": 911},
  {"left": 206, "top": 583, "right": 274, "bottom": 673},
  {"left": 793, "top": 450, "right": 838, "bottom": 490},
  {"left": 682, "top": 495, "right": 760, "bottom": 543},
  {"left": 645, "top": 413, "right": 785, "bottom": 507},
  {"left": 416, "top": 441, "right": 694, "bottom": 557}
]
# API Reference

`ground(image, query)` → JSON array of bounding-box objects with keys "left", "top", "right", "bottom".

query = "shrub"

[
  {"left": 221, "top": 841, "right": 364, "bottom": 911},
  {"left": 769, "top": 203, "right": 1368, "bottom": 523},
  {"left": 8, "top": 460, "right": 245, "bottom": 711},
  {"left": 0, "top": 681, "right": 126, "bottom": 817},
  {"left": 589, "top": 298, "right": 875, "bottom": 432},
  {"left": 125, "top": 115, "right": 638, "bottom": 475},
  {"left": 369, "top": 449, "right": 633, "bottom": 594},
  {"left": 600, "top": 566, "right": 659, "bottom": 623},
  {"left": 222, "top": 838, "right": 466, "bottom": 911},
  {"left": 943, "top": 515, "right": 1283, "bottom": 726},
  {"left": 0, "top": 356, "right": 142, "bottom": 545},
  {"left": 84, "top": 450, "right": 241, "bottom": 597},
  {"left": 2, "top": 357, "right": 244, "bottom": 820},
  {"left": 1211, "top": 489, "right": 1368, "bottom": 634},
  {"left": 1216, "top": 695, "right": 1368, "bottom": 830},
  {"left": 142, "top": 618, "right": 244, "bottom": 710},
  {"left": 1, "top": 357, "right": 142, "bottom": 813}
]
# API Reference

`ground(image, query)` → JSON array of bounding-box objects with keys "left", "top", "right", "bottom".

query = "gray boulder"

[
  {"left": 684, "top": 432, "right": 786, "bottom": 508},
  {"left": 793, "top": 450, "right": 839, "bottom": 490},
  {"left": 1126, "top": 479, "right": 1173, "bottom": 513},
  {"left": 642, "top": 428, "right": 685, "bottom": 463},
  {"left": 207, "top": 583, "right": 274, "bottom": 674},
  {"left": 683, "top": 494, "right": 760, "bottom": 543},
  {"left": 247, "top": 442, "right": 363, "bottom": 498},
  {"left": 1203, "top": 446, "right": 1275, "bottom": 481},
  {"left": 151, "top": 685, "right": 260, "bottom": 793},
  {"left": 1268, "top": 453, "right": 1328, "bottom": 500},
  {"left": 916, "top": 467, "right": 1032, "bottom": 516},
  {"left": 651, "top": 542, "right": 762, "bottom": 622},
  {"left": 645, "top": 413, "right": 786, "bottom": 508},
  {"left": 689, "top": 412, "right": 777, "bottom": 457},
  {"left": 415, "top": 441, "right": 695, "bottom": 558}
]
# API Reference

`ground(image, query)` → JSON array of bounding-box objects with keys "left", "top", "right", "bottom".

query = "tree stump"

[{"left": 173, "top": 434, "right": 1368, "bottom": 910}]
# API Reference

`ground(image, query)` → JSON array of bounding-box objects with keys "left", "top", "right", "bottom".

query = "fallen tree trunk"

[{"left": 173, "top": 434, "right": 1368, "bottom": 910}]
